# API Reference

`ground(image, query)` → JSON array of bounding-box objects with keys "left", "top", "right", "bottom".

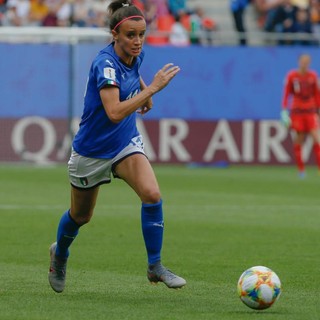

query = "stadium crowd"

[
  {"left": 0, "top": 0, "right": 107, "bottom": 27},
  {"left": 233, "top": 0, "right": 320, "bottom": 45},
  {"left": 0, "top": 0, "right": 217, "bottom": 45},
  {"left": 0, "top": 0, "right": 319, "bottom": 45}
]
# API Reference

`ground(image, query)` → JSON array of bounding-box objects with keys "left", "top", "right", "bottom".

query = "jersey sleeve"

[
  {"left": 317, "top": 78, "right": 320, "bottom": 109},
  {"left": 311, "top": 71, "right": 320, "bottom": 108},
  {"left": 93, "top": 55, "right": 120, "bottom": 90},
  {"left": 282, "top": 71, "right": 293, "bottom": 109}
]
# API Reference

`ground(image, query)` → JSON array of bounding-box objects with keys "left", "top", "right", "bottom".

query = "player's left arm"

[
  {"left": 138, "top": 77, "right": 153, "bottom": 115},
  {"left": 316, "top": 75, "right": 320, "bottom": 114}
]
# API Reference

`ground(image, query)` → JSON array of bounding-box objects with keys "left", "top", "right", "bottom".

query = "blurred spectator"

[
  {"left": 55, "top": 0, "right": 72, "bottom": 26},
  {"left": 310, "top": 0, "right": 320, "bottom": 40},
  {"left": 143, "top": 0, "right": 158, "bottom": 31},
  {"left": 28, "top": 0, "right": 49, "bottom": 26},
  {"left": 42, "top": 6, "right": 58, "bottom": 26},
  {"left": 189, "top": 7, "right": 217, "bottom": 45},
  {"left": 2, "top": 2, "right": 20, "bottom": 25},
  {"left": 230, "top": 0, "right": 249, "bottom": 45},
  {"left": 71, "top": 0, "right": 90, "bottom": 27},
  {"left": 133, "top": 0, "right": 170, "bottom": 31},
  {"left": 169, "top": 12, "right": 190, "bottom": 46},
  {"left": 291, "top": 0, "right": 309, "bottom": 8},
  {"left": 0, "top": 0, "right": 7, "bottom": 19},
  {"left": 152, "top": 0, "right": 169, "bottom": 17},
  {"left": 132, "top": 0, "right": 144, "bottom": 12},
  {"left": 167, "top": 0, "right": 191, "bottom": 18},
  {"left": 0, "top": 0, "right": 217, "bottom": 46},
  {"left": 310, "top": 0, "right": 320, "bottom": 22},
  {"left": 35, "top": 0, "right": 68, "bottom": 26},
  {"left": 291, "top": 8, "right": 313, "bottom": 45},
  {"left": 2, "top": 0, "right": 30, "bottom": 26},
  {"left": 88, "top": 0, "right": 109, "bottom": 27},
  {"left": 145, "top": 12, "right": 174, "bottom": 45},
  {"left": 263, "top": 0, "right": 297, "bottom": 34},
  {"left": 253, "top": 0, "right": 285, "bottom": 30},
  {"left": 266, "top": 1, "right": 313, "bottom": 45}
]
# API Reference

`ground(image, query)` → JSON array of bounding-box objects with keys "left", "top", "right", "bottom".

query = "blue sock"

[
  {"left": 141, "top": 200, "right": 164, "bottom": 265},
  {"left": 56, "top": 210, "right": 79, "bottom": 259}
]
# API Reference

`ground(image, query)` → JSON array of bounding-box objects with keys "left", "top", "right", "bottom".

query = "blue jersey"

[
  {"left": 72, "top": 42, "right": 144, "bottom": 158},
  {"left": 230, "top": 0, "right": 248, "bottom": 11}
]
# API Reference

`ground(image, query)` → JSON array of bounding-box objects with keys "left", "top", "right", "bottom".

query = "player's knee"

[
  {"left": 72, "top": 211, "right": 93, "bottom": 226},
  {"left": 141, "top": 188, "right": 161, "bottom": 204}
]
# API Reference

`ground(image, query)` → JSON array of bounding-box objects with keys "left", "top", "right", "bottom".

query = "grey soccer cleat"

[
  {"left": 147, "top": 264, "right": 186, "bottom": 289},
  {"left": 48, "top": 242, "right": 67, "bottom": 293}
]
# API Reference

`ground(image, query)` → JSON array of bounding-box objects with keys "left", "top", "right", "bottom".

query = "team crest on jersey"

[
  {"left": 104, "top": 67, "right": 116, "bottom": 81},
  {"left": 80, "top": 177, "right": 88, "bottom": 186}
]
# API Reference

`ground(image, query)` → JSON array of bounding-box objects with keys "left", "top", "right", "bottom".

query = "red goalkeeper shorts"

[{"left": 291, "top": 113, "right": 319, "bottom": 132}]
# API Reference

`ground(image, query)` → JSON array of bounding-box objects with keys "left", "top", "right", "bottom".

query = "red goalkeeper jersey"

[{"left": 282, "top": 70, "right": 320, "bottom": 112}]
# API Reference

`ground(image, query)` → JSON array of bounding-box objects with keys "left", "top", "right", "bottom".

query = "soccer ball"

[{"left": 237, "top": 266, "right": 281, "bottom": 310}]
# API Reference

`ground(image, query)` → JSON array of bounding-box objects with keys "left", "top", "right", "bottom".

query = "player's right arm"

[
  {"left": 100, "top": 63, "right": 180, "bottom": 123},
  {"left": 281, "top": 72, "right": 293, "bottom": 110},
  {"left": 280, "top": 72, "right": 293, "bottom": 127}
]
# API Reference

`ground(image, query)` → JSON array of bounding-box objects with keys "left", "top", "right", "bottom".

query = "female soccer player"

[
  {"left": 281, "top": 54, "right": 320, "bottom": 177},
  {"left": 48, "top": 0, "right": 186, "bottom": 293}
]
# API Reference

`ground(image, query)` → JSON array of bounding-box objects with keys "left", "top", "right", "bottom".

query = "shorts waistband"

[{"left": 291, "top": 108, "right": 317, "bottom": 114}]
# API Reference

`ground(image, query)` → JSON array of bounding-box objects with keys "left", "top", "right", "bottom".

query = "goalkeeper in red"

[{"left": 281, "top": 54, "right": 320, "bottom": 177}]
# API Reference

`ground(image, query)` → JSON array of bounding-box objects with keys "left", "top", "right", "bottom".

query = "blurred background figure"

[
  {"left": 291, "top": 7, "right": 313, "bottom": 45},
  {"left": 167, "top": 0, "right": 191, "bottom": 18},
  {"left": 2, "top": 0, "right": 30, "bottom": 26},
  {"left": 0, "top": 0, "right": 7, "bottom": 15},
  {"left": 291, "top": 0, "right": 309, "bottom": 8},
  {"left": 189, "top": 6, "right": 217, "bottom": 45},
  {"left": 28, "top": 0, "right": 49, "bottom": 26},
  {"left": 70, "top": 0, "right": 90, "bottom": 27},
  {"left": 230, "top": 0, "right": 249, "bottom": 45},
  {"left": 169, "top": 12, "right": 190, "bottom": 46},
  {"left": 55, "top": 0, "right": 72, "bottom": 27},
  {"left": 269, "top": 0, "right": 298, "bottom": 44},
  {"left": 141, "top": 0, "right": 158, "bottom": 31},
  {"left": 281, "top": 54, "right": 320, "bottom": 178},
  {"left": 253, "top": 0, "right": 284, "bottom": 36},
  {"left": 310, "top": 0, "right": 320, "bottom": 41}
]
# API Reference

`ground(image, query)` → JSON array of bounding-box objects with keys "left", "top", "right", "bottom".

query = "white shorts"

[{"left": 68, "top": 135, "right": 146, "bottom": 189}]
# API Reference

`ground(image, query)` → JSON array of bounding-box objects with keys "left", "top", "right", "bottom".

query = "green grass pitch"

[{"left": 0, "top": 164, "right": 319, "bottom": 320}]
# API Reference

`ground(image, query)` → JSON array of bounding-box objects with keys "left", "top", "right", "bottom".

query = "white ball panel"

[{"left": 259, "top": 284, "right": 274, "bottom": 303}]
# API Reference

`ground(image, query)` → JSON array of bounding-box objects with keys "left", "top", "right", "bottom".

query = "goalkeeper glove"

[{"left": 280, "top": 109, "right": 291, "bottom": 128}]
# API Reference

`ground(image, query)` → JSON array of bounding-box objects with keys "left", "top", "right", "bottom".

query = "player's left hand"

[{"left": 137, "top": 98, "right": 153, "bottom": 115}]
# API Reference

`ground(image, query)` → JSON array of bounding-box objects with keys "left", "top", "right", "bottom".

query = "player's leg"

[
  {"left": 291, "top": 114, "right": 305, "bottom": 176},
  {"left": 49, "top": 150, "right": 108, "bottom": 293},
  {"left": 59, "top": 185, "right": 100, "bottom": 257},
  {"left": 307, "top": 113, "right": 320, "bottom": 172},
  {"left": 293, "top": 131, "right": 305, "bottom": 176},
  {"left": 309, "top": 129, "right": 320, "bottom": 171},
  {"left": 115, "top": 153, "right": 163, "bottom": 265},
  {"left": 49, "top": 186, "right": 99, "bottom": 293},
  {"left": 115, "top": 153, "right": 186, "bottom": 288}
]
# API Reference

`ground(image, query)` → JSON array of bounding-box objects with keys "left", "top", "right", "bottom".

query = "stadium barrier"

[{"left": 1, "top": 27, "right": 319, "bottom": 165}]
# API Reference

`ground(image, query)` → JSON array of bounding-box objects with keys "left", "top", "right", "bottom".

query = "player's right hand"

[{"left": 280, "top": 109, "right": 291, "bottom": 128}]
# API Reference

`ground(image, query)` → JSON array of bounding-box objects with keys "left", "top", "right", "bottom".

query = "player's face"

[
  {"left": 113, "top": 19, "right": 146, "bottom": 65},
  {"left": 298, "top": 55, "right": 311, "bottom": 73}
]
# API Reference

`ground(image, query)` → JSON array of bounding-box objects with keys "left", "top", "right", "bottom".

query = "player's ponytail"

[{"left": 108, "top": 0, "right": 144, "bottom": 32}]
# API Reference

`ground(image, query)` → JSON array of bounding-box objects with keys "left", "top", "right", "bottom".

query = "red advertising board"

[{"left": 1, "top": 117, "right": 317, "bottom": 165}]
